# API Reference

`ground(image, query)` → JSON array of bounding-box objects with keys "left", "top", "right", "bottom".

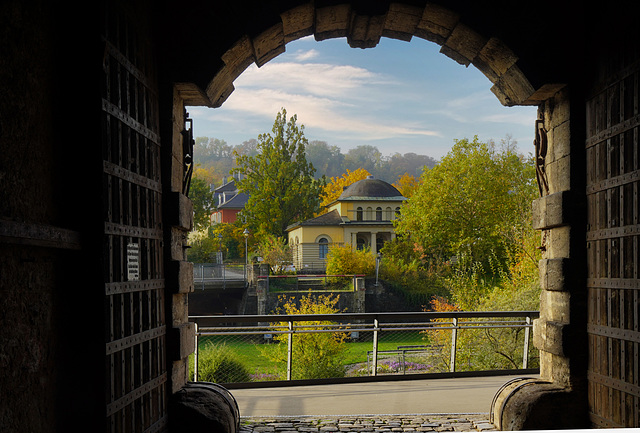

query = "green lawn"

[{"left": 193, "top": 330, "right": 431, "bottom": 381}]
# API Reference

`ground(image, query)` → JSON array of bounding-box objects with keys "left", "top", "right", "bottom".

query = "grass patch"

[{"left": 193, "top": 331, "right": 431, "bottom": 382}]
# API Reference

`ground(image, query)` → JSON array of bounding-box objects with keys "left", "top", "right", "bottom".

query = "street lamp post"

[
  {"left": 243, "top": 229, "right": 249, "bottom": 267},
  {"left": 375, "top": 252, "right": 381, "bottom": 286},
  {"left": 243, "top": 228, "right": 249, "bottom": 284}
]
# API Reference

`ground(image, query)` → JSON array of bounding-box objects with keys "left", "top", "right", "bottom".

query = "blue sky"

[{"left": 187, "top": 36, "right": 538, "bottom": 160}]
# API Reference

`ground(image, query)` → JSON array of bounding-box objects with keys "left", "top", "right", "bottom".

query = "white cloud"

[
  {"left": 238, "top": 61, "right": 394, "bottom": 99},
  {"left": 292, "top": 49, "right": 320, "bottom": 62},
  {"left": 217, "top": 59, "right": 438, "bottom": 142},
  {"left": 223, "top": 86, "right": 440, "bottom": 140}
]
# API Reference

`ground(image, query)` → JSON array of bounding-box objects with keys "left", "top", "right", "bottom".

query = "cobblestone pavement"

[{"left": 240, "top": 414, "right": 497, "bottom": 432}]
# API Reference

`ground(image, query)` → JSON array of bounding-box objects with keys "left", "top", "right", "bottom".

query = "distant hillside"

[{"left": 193, "top": 136, "right": 438, "bottom": 185}]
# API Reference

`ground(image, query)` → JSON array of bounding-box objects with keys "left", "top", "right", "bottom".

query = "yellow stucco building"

[{"left": 286, "top": 176, "right": 406, "bottom": 272}]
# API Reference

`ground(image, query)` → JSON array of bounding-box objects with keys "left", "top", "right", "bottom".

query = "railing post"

[
  {"left": 287, "top": 320, "right": 293, "bottom": 381},
  {"left": 194, "top": 323, "right": 199, "bottom": 382},
  {"left": 372, "top": 318, "right": 379, "bottom": 376},
  {"left": 450, "top": 317, "right": 458, "bottom": 373},
  {"left": 522, "top": 316, "right": 531, "bottom": 369}
]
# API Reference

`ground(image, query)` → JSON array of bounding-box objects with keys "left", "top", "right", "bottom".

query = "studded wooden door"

[
  {"left": 100, "top": 1, "right": 167, "bottom": 431},
  {"left": 586, "top": 60, "right": 640, "bottom": 428}
]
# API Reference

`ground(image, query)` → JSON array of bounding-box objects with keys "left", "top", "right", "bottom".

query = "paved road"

[{"left": 231, "top": 374, "right": 531, "bottom": 417}]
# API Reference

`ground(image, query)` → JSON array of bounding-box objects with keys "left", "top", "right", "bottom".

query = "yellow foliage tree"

[
  {"left": 393, "top": 172, "right": 420, "bottom": 198},
  {"left": 325, "top": 244, "right": 375, "bottom": 277},
  {"left": 264, "top": 293, "right": 349, "bottom": 379},
  {"left": 319, "top": 168, "right": 371, "bottom": 210}
]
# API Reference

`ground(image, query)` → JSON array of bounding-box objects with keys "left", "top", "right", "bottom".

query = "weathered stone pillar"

[
  {"left": 164, "top": 89, "right": 196, "bottom": 394},
  {"left": 353, "top": 277, "right": 366, "bottom": 313},
  {"left": 492, "top": 88, "right": 589, "bottom": 429},
  {"left": 256, "top": 278, "right": 268, "bottom": 316}
]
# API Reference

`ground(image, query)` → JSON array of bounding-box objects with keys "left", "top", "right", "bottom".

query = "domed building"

[{"left": 286, "top": 176, "right": 406, "bottom": 272}]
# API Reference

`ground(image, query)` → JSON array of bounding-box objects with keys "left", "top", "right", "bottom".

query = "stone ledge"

[
  {"left": 539, "top": 258, "right": 571, "bottom": 291},
  {"left": 167, "top": 191, "right": 193, "bottom": 231},
  {"left": 168, "top": 322, "right": 196, "bottom": 361},
  {"left": 532, "top": 190, "right": 572, "bottom": 230},
  {"left": 533, "top": 319, "right": 577, "bottom": 357},
  {"left": 167, "top": 260, "right": 194, "bottom": 294}
]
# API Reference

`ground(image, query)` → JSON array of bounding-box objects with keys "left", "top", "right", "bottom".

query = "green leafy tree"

[
  {"left": 396, "top": 136, "right": 537, "bottom": 276},
  {"left": 255, "top": 234, "right": 292, "bottom": 274},
  {"left": 306, "top": 140, "right": 345, "bottom": 179},
  {"left": 190, "top": 175, "right": 215, "bottom": 231},
  {"left": 344, "top": 145, "right": 383, "bottom": 175},
  {"left": 232, "top": 108, "right": 325, "bottom": 239},
  {"left": 209, "top": 222, "right": 253, "bottom": 262}
]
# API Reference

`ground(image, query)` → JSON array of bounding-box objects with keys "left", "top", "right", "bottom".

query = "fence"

[
  {"left": 189, "top": 311, "right": 539, "bottom": 387},
  {"left": 258, "top": 274, "right": 365, "bottom": 292},
  {"left": 193, "top": 263, "right": 247, "bottom": 289}
]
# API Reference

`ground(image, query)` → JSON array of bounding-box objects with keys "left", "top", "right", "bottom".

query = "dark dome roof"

[{"left": 338, "top": 176, "right": 405, "bottom": 200}]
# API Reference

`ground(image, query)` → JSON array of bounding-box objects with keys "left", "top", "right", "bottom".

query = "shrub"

[
  {"left": 325, "top": 244, "right": 375, "bottom": 276},
  {"left": 262, "top": 293, "right": 349, "bottom": 380},
  {"left": 190, "top": 342, "right": 251, "bottom": 383}
]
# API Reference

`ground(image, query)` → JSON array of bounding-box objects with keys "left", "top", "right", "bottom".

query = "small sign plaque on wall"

[{"left": 127, "top": 242, "right": 140, "bottom": 281}]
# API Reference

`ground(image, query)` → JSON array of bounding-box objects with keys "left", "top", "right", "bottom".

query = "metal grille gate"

[
  {"left": 101, "top": 1, "right": 167, "bottom": 431},
  {"left": 586, "top": 60, "right": 640, "bottom": 428}
]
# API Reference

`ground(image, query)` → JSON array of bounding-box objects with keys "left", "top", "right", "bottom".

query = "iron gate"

[
  {"left": 101, "top": 1, "right": 167, "bottom": 431},
  {"left": 586, "top": 59, "right": 640, "bottom": 428}
]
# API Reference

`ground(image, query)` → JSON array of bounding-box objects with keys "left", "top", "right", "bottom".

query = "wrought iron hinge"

[
  {"left": 534, "top": 118, "right": 549, "bottom": 197},
  {"left": 182, "top": 110, "right": 195, "bottom": 197}
]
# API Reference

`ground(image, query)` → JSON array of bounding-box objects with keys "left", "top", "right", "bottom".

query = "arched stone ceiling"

[{"left": 174, "top": 2, "right": 565, "bottom": 109}]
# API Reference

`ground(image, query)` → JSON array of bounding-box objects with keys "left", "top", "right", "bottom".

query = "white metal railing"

[
  {"left": 192, "top": 263, "right": 247, "bottom": 289},
  {"left": 189, "top": 311, "right": 539, "bottom": 385}
]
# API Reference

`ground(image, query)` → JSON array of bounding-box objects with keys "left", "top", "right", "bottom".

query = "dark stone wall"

[{"left": 0, "top": 1, "right": 104, "bottom": 431}]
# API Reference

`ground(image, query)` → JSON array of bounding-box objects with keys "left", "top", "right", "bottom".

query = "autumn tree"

[
  {"left": 232, "top": 109, "right": 325, "bottom": 239},
  {"left": 393, "top": 172, "right": 420, "bottom": 198},
  {"left": 319, "top": 168, "right": 371, "bottom": 209},
  {"left": 263, "top": 293, "right": 349, "bottom": 380}
]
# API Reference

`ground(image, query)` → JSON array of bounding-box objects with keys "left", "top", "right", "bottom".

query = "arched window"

[
  {"left": 385, "top": 207, "right": 392, "bottom": 220},
  {"left": 376, "top": 207, "right": 382, "bottom": 221},
  {"left": 356, "top": 207, "right": 363, "bottom": 221},
  {"left": 318, "top": 237, "right": 329, "bottom": 259}
]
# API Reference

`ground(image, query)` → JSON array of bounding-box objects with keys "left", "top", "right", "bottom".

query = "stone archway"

[
  {"left": 170, "top": 3, "right": 582, "bottom": 430},
  {"left": 177, "top": 2, "right": 565, "bottom": 110}
]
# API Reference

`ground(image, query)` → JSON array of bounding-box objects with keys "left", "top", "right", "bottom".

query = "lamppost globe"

[{"left": 242, "top": 229, "right": 249, "bottom": 266}]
